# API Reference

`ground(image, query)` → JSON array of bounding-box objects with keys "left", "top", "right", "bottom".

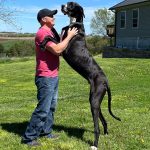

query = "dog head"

[{"left": 61, "top": 2, "right": 85, "bottom": 22}]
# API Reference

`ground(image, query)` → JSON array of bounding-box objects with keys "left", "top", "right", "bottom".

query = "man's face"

[{"left": 41, "top": 16, "right": 55, "bottom": 27}]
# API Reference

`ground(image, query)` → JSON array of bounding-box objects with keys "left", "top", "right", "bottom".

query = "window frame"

[
  {"left": 132, "top": 8, "right": 139, "bottom": 28},
  {"left": 120, "top": 11, "right": 126, "bottom": 29}
]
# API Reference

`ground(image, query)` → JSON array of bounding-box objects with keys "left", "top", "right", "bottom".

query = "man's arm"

[{"left": 45, "top": 27, "right": 78, "bottom": 56}]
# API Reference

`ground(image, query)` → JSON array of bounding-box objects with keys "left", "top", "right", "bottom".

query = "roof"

[{"left": 110, "top": 0, "right": 149, "bottom": 10}]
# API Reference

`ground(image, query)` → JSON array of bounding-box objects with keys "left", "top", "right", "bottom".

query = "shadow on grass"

[
  {"left": 1, "top": 122, "right": 93, "bottom": 145},
  {"left": 1, "top": 121, "right": 28, "bottom": 136},
  {"left": 53, "top": 124, "right": 93, "bottom": 145}
]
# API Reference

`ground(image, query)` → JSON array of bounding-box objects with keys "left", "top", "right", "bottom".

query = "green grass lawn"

[{"left": 0, "top": 56, "right": 150, "bottom": 150}]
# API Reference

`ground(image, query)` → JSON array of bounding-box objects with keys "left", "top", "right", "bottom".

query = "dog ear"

[
  {"left": 83, "top": 12, "right": 85, "bottom": 18},
  {"left": 80, "top": 6, "right": 85, "bottom": 18}
]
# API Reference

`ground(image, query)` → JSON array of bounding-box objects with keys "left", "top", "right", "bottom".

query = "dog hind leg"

[
  {"left": 98, "top": 86, "right": 108, "bottom": 135},
  {"left": 99, "top": 108, "right": 108, "bottom": 135},
  {"left": 89, "top": 84, "right": 100, "bottom": 148},
  {"left": 89, "top": 77, "right": 107, "bottom": 149},
  {"left": 90, "top": 96, "right": 100, "bottom": 148}
]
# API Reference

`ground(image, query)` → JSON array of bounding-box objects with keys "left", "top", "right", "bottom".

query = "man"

[{"left": 21, "top": 8, "right": 78, "bottom": 146}]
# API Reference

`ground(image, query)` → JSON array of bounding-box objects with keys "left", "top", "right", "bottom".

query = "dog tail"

[{"left": 106, "top": 84, "right": 121, "bottom": 121}]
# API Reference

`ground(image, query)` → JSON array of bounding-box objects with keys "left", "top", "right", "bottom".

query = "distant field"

[
  {"left": 0, "top": 36, "right": 34, "bottom": 41},
  {"left": 0, "top": 57, "right": 150, "bottom": 150},
  {"left": 0, "top": 37, "right": 34, "bottom": 50}
]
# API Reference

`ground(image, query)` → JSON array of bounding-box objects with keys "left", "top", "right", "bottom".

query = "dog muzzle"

[{"left": 61, "top": 4, "right": 68, "bottom": 14}]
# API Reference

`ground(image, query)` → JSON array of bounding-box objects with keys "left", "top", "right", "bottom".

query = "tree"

[
  {"left": 0, "top": 0, "right": 20, "bottom": 30},
  {"left": 86, "top": 35, "right": 109, "bottom": 55},
  {"left": 90, "top": 8, "right": 115, "bottom": 36},
  {"left": 0, "top": 43, "right": 4, "bottom": 53}
]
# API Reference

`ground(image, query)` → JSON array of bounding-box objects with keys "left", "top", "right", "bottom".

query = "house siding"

[{"left": 115, "top": 2, "right": 150, "bottom": 49}]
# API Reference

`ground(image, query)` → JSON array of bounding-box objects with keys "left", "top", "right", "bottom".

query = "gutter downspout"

[
  {"left": 111, "top": 9, "right": 117, "bottom": 47},
  {"left": 137, "top": 37, "right": 139, "bottom": 49},
  {"left": 114, "top": 10, "right": 117, "bottom": 47}
]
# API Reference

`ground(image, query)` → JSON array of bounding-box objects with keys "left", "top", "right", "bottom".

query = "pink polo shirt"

[{"left": 35, "top": 26, "right": 59, "bottom": 77}]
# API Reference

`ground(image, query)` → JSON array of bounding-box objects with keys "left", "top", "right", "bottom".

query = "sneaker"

[
  {"left": 21, "top": 140, "right": 41, "bottom": 147},
  {"left": 46, "top": 134, "right": 59, "bottom": 139}
]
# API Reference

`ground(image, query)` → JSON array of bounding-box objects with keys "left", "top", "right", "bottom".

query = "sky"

[{"left": 0, "top": 0, "right": 122, "bottom": 34}]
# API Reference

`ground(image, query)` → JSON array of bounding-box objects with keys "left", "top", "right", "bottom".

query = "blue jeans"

[{"left": 22, "top": 76, "right": 59, "bottom": 142}]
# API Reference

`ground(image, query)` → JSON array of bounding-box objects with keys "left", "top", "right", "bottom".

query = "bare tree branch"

[{"left": 0, "top": 0, "right": 22, "bottom": 31}]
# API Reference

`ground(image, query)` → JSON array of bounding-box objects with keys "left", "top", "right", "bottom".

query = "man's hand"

[{"left": 67, "top": 27, "right": 78, "bottom": 39}]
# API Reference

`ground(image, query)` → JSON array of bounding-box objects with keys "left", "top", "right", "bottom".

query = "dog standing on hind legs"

[
  {"left": 61, "top": 2, "right": 121, "bottom": 150},
  {"left": 40, "top": 2, "right": 121, "bottom": 149}
]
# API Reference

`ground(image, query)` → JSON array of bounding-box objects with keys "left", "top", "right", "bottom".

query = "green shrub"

[
  {"left": 0, "top": 43, "right": 4, "bottom": 53},
  {"left": 2, "top": 35, "right": 110, "bottom": 57},
  {"left": 86, "top": 35, "right": 109, "bottom": 55},
  {"left": 7, "top": 40, "right": 35, "bottom": 57}
]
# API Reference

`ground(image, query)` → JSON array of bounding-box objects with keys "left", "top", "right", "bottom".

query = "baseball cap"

[{"left": 37, "top": 8, "right": 57, "bottom": 22}]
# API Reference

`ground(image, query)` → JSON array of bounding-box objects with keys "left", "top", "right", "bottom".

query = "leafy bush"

[
  {"left": 6, "top": 40, "right": 35, "bottom": 57},
  {"left": 0, "top": 43, "right": 4, "bottom": 53},
  {"left": 1, "top": 35, "right": 110, "bottom": 57},
  {"left": 86, "top": 35, "right": 109, "bottom": 55}
]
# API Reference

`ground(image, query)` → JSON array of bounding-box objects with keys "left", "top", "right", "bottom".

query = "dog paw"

[
  {"left": 104, "top": 131, "right": 108, "bottom": 135},
  {"left": 90, "top": 146, "right": 98, "bottom": 150}
]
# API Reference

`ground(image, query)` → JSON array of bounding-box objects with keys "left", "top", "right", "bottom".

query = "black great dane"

[{"left": 41, "top": 2, "right": 121, "bottom": 150}]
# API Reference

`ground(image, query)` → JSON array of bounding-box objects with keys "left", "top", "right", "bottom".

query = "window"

[
  {"left": 132, "top": 9, "right": 139, "bottom": 28},
  {"left": 120, "top": 11, "right": 126, "bottom": 28}
]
